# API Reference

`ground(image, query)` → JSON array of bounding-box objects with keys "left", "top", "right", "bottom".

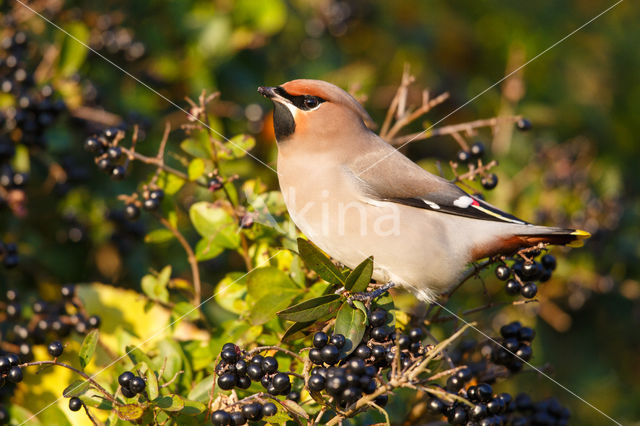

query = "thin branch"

[
  {"left": 19, "top": 360, "right": 120, "bottom": 405},
  {"left": 153, "top": 214, "right": 201, "bottom": 307},
  {"left": 390, "top": 115, "right": 522, "bottom": 146}
]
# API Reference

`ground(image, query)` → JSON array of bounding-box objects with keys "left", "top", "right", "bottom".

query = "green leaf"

[
  {"left": 344, "top": 256, "right": 373, "bottom": 292},
  {"left": 277, "top": 294, "right": 342, "bottom": 322},
  {"left": 79, "top": 329, "right": 99, "bottom": 370},
  {"left": 157, "top": 171, "right": 186, "bottom": 196},
  {"left": 172, "top": 301, "right": 200, "bottom": 322},
  {"left": 187, "top": 374, "right": 215, "bottom": 402},
  {"left": 189, "top": 202, "right": 240, "bottom": 249},
  {"left": 144, "top": 229, "right": 174, "bottom": 244},
  {"left": 126, "top": 345, "right": 154, "bottom": 367},
  {"left": 194, "top": 237, "right": 224, "bottom": 261},
  {"left": 297, "top": 238, "right": 345, "bottom": 286},
  {"left": 246, "top": 267, "right": 300, "bottom": 325},
  {"left": 281, "top": 399, "right": 309, "bottom": 420},
  {"left": 141, "top": 271, "right": 170, "bottom": 304},
  {"left": 219, "top": 134, "right": 256, "bottom": 159},
  {"left": 334, "top": 303, "right": 366, "bottom": 357},
  {"left": 145, "top": 364, "right": 159, "bottom": 400},
  {"left": 62, "top": 380, "right": 90, "bottom": 398},
  {"left": 214, "top": 272, "right": 248, "bottom": 314},
  {"left": 180, "top": 399, "right": 206, "bottom": 415},
  {"left": 155, "top": 394, "right": 184, "bottom": 412},
  {"left": 58, "top": 22, "right": 89, "bottom": 76},
  {"left": 116, "top": 404, "right": 145, "bottom": 421},
  {"left": 188, "top": 158, "right": 205, "bottom": 181},
  {"left": 281, "top": 320, "right": 315, "bottom": 342},
  {"left": 181, "top": 137, "right": 212, "bottom": 159}
]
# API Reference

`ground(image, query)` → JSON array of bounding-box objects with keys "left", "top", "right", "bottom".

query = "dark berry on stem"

[
  {"left": 470, "top": 141, "right": 485, "bottom": 158},
  {"left": 355, "top": 344, "right": 371, "bottom": 359},
  {"left": 7, "top": 366, "right": 23, "bottom": 383},
  {"left": 118, "top": 371, "right": 135, "bottom": 388},
  {"left": 250, "top": 354, "right": 264, "bottom": 365},
  {"left": 107, "top": 146, "right": 122, "bottom": 160},
  {"left": 313, "top": 331, "right": 328, "bottom": 348},
  {"left": 330, "top": 334, "right": 346, "bottom": 349},
  {"left": 236, "top": 375, "right": 251, "bottom": 389},
  {"left": 149, "top": 189, "right": 164, "bottom": 200},
  {"left": 446, "top": 375, "right": 463, "bottom": 392},
  {"left": 61, "top": 284, "right": 75, "bottom": 299},
  {"left": 287, "top": 390, "right": 300, "bottom": 402},
  {"left": 308, "top": 374, "right": 326, "bottom": 391},
  {"left": 476, "top": 383, "right": 493, "bottom": 402},
  {"left": 218, "top": 373, "right": 237, "bottom": 390},
  {"left": 242, "top": 402, "right": 263, "bottom": 421},
  {"left": 208, "top": 177, "right": 223, "bottom": 191},
  {"left": 124, "top": 204, "right": 140, "bottom": 220},
  {"left": 320, "top": 345, "right": 339, "bottom": 365},
  {"left": 69, "top": 397, "right": 83, "bottom": 412},
  {"left": 470, "top": 403, "right": 488, "bottom": 420},
  {"left": 518, "top": 326, "right": 535, "bottom": 342},
  {"left": 129, "top": 376, "right": 146, "bottom": 394},
  {"left": 211, "top": 410, "right": 232, "bottom": 425},
  {"left": 347, "top": 358, "right": 366, "bottom": 375},
  {"left": 481, "top": 173, "right": 498, "bottom": 190},
  {"left": 271, "top": 372, "right": 290, "bottom": 393},
  {"left": 371, "top": 326, "right": 389, "bottom": 342},
  {"left": 467, "top": 385, "right": 478, "bottom": 402},
  {"left": 143, "top": 198, "right": 159, "bottom": 211},
  {"left": 262, "top": 402, "right": 277, "bottom": 417},
  {"left": 48, "top": 341, "right": 64, "bottom": 357},
  {"left": 505, "top": 279, "right": 521, "bottom": 295},
  {"left": 262, "top": 356, "right": 278, "bottom": 374},
  {"left": 397, "top": 334, "right": 411, "bottom": 350},
  {"left": 229, "top": 411, "right": 246, "bottom": 425},
  {"left": 111, "top": 165, "right": 126, "bottom": 180},
  {"left": 521, "top": 282, "right": 538, "bottom": 298},
  {"left": 309, "top": 348, "right": 323, "bottom": 365},
  {"left": 450, "top": 405, "right": 468, "bottom": 424},
  {"left": 495, "top": 265, "right": 510, "bottom": 281},
  {"left": 500, "top": 322, "right": 521, "bottom": 338},
  {"left": 369, "top": 309, "right": 387, "bottom": 327},
  {"left": 221, "top": 348, "right": 238, "bottom": 363},
  {"left": 0, "top": 358, "right": 10, "bottom": 374},
  {"left": 516, "top": 344, "right": 533, "bottom": 361},
  {"left": 6, "top": 354, "right": 19, "bottom": 366},
  {"left": 427, "top": 398, "right": 445, "bottom": 414},
  {"left": 457, "top": 150, "right": 471, "bottom": 163},
  {"left": 456, "top": 366, "right": 472, "bottom": 382},
  {"left": 234, "top": 359, "right": 247, "bottom": 375},
  {"left": 541, "top": 254, "right": 557, "bottom": 270},
  {"left": 409, "top": 327, "right": 424, "bottom": 342},
  {"left": 517, "top": 118, "right": 532, "bottom": 131},
  {"left": 88, "top": 315, "right": 101, "bottom": 328}
]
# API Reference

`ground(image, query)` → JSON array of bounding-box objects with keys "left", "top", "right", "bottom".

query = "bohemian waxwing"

[{"left": 258, "top": 79, "right": 590, "bottom": 302}]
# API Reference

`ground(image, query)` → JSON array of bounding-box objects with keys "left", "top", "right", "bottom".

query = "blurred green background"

[{"left": 3, "top": 0, "right": 639, "bottom": 424}]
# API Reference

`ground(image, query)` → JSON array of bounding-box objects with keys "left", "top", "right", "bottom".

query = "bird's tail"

[{"left": 515, "top": 227, "right": 591, "bottom": 248}]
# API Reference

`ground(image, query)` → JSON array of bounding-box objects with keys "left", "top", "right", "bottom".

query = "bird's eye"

[{"left": 303, "top": 97, "right": 319, "bottom": 109}]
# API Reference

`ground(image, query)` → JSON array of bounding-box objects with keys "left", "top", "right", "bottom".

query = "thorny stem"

[
  {"left": 19, "top": 360, "right": 120, "bottom": 406},
  {"left": 153, "top": 213, "right": 201, "bottom": 307}
]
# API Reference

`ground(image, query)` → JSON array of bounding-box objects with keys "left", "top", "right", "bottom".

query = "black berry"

[
  {"left": 495, "top": 265, "right": 510, "bottom": 281},
  {"left": 118, "top": 371, "right": 134, "bottom": 388},
  {"left": 521, "top": 282, "right": 538, "bottom": 298},
  {"left": 470, "top": 141, "right": 485, "bottom": 158},
  {"left": 218, "top": 373, "right": 237, "bottom": 390},
  {"left": 313, "top": 331, "right": 328, "bottom": 348},
  {"left": 262, "top": 402, "right": 277, "bottom": 417},
  {"left": 68, "top": 397, "right": 83, "bottom": 412},
  {"left": 129, "top": 376, "right": 146, "bottom": 394},
  {"left": 47, "top": 341, "right": 64, "bottom": 357},
  {"left": 211, "top": 410, "right": 232, "bottom": 425}
]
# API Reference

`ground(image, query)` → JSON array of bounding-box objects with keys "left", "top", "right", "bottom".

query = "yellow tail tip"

[
  {"left": 567, "top": 229, "right": 591, "bottom": 247},
  {"left": 570, "top": 229, "right": 591, "bottom": 239}
]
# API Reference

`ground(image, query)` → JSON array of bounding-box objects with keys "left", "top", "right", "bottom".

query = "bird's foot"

[{"left": 348, "top": 282, "right": 395, "bottom": 304}]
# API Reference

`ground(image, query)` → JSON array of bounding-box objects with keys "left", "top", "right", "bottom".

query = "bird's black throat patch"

[{"left": 273, "top": 102, "right": 296, "bottom": 141}]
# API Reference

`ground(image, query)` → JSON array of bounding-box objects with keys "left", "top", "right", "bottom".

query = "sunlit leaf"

[
  {"left": 116, "top": 404, "right": 145, "bottom": 421},
  {"left": 188, "top": 158, "right": 205, "bottom": 181},
  {"left": 344, "top": 256, "right": 373, "bottom": 292},
  {"left": 297, "top": 238, "right": 345, "bottom": 286},
  {"left": 246, "top": 267, "right": 300, "bottom": 325},
  {"left": 79, "top": 329, "right": 99, "bottom": 370},
  {"left": 334, "top": 303, "right": 366, "bottom": 357},
  {"left": 277, "top": 294, "right": 342, "bottom": 322},
  {"left": 189, "top": 202, "right": 240, "bottom": 249},
  {"left": 144, "top": 229, "right": 174, "bottom": 244},
  {"left": 62, "top": 380, "right": 90, "bottom": 398}
]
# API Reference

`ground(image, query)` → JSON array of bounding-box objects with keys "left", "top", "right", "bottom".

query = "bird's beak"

[
  {"left": 258, "top": 86, "right": 277, "bottom": 99},
  {"left": 258, "top": 86, "right": 290, "bottom": 105}
]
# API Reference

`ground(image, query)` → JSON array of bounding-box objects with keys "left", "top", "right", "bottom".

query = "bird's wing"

[{"left": 347, "top": 135, "right": 529, "bottom": 225}]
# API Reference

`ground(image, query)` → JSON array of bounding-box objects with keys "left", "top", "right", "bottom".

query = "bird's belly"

[{"left": 281, "top": 180, "right": 470, "bottom": 300}]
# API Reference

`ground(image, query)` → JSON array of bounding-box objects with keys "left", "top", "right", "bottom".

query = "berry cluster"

[
  {"left": 495, "top": 253, "right": 557, "bottom": 299},
  {"left": 489, "top": 322, "right": 535, "bottom": 373},
  {"left": 0, "top": 353, "right": 23, "bottom": 385},
  {"left": 211, "top": 401, "right": 278, "bottom": 425},
  {"left": 427, "top": 381, "right": 569, "bottom": 425},
  {"left": 118, "top": 371, "right": 147, "bottom": 398},
  {"left": 215, "top": 343, "right": 291, "bottom": 397},
  {"left": 0, "top": 286, "right": 101, "bottom": 362},
  {"left": 305, "top": 307, "right": 429, "bottom": 409},
  {"left": 84, "top": 128, "right": 129, "bottom": 180},
  {"left": 455, "top": 142, "right": 498, "bottom": 190},
  {"left": 0, "top": 28, "right": 66, "bottom": 211},
  {"left": 88, "top": 15, "right": 146, "bottom": 62},
  {"left": 0, "top": 241, "right": 18, "bottom": 269}
]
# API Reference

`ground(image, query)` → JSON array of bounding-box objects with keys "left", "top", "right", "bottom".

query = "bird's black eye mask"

[{"left": 274, "top": 87, "right": 326, "bottom": 111}]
